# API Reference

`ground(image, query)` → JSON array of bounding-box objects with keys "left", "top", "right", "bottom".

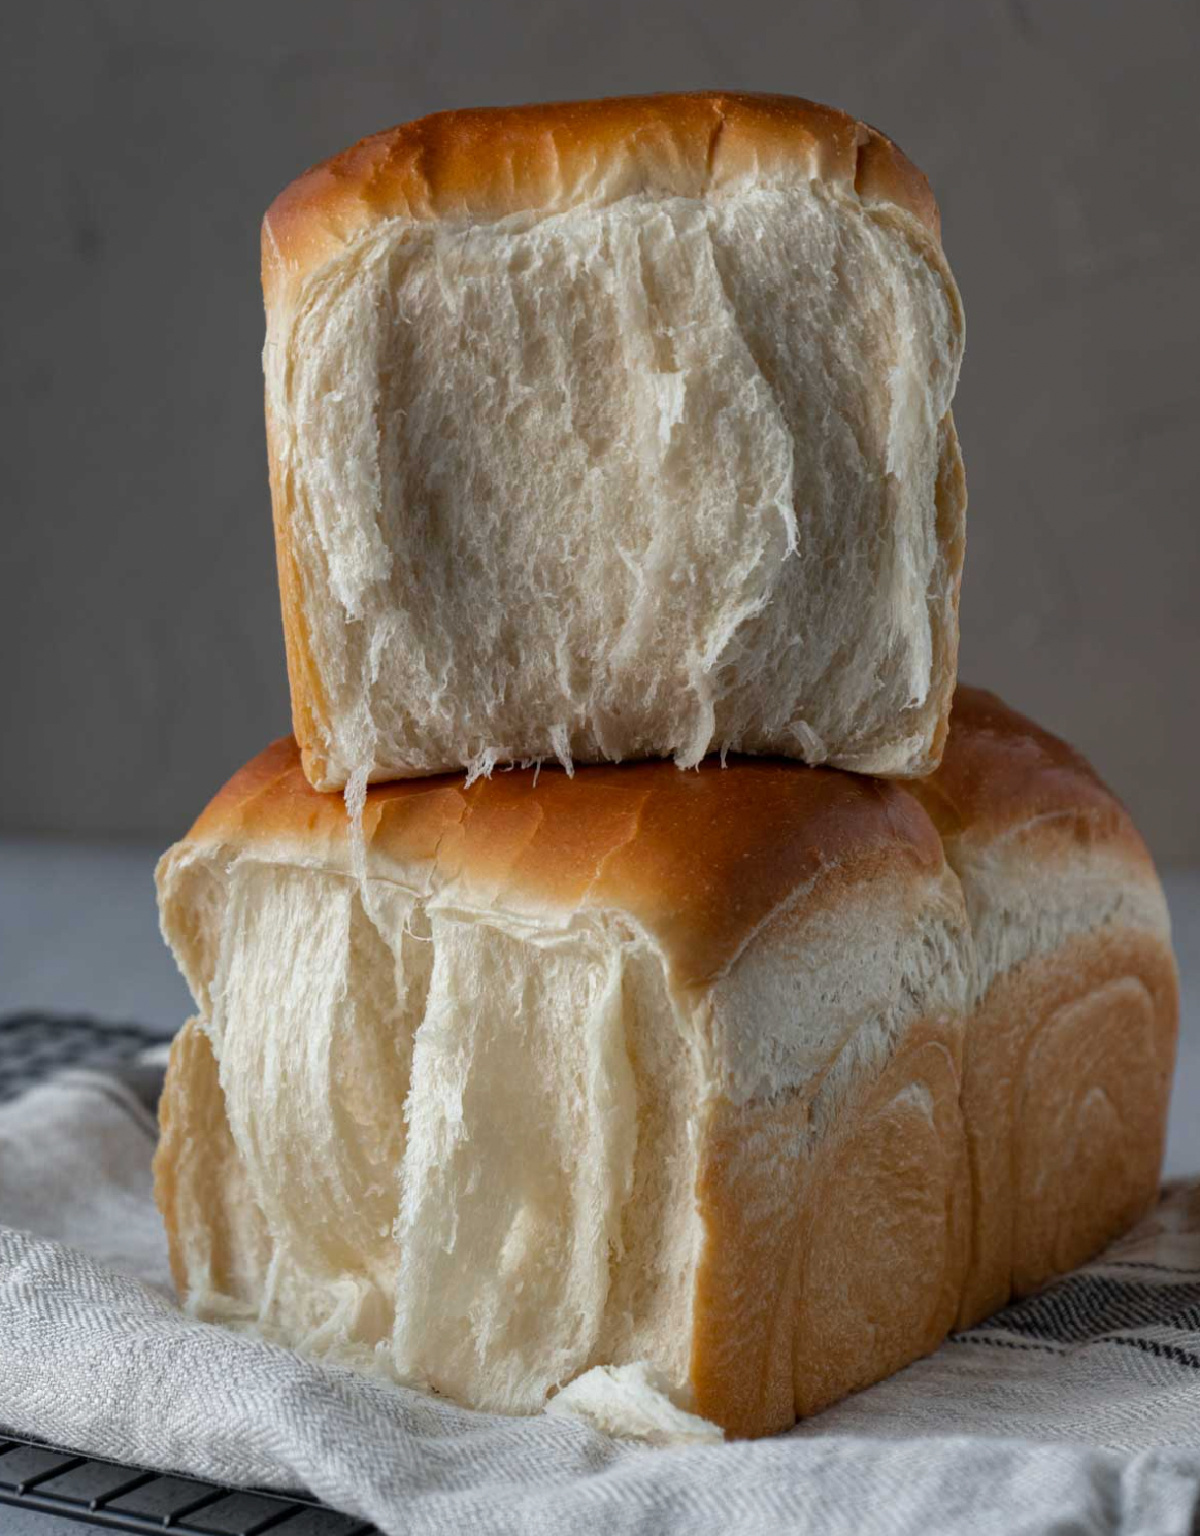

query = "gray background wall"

[{"left": 3, "top": 0, "right": 1197, "bottom": 859}]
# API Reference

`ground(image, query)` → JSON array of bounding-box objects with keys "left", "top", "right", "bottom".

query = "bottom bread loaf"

[{"left": 153, "top": 687, "right": 1178, "bottom": 1439}]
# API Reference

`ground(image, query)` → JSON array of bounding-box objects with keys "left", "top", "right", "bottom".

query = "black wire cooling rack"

[{"left": 0, "top": 1432, "right": 377, "bottom": 1534}]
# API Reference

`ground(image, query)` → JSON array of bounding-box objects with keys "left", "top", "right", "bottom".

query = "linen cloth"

[{"left": 0, "top": 1026, "right": 1197, "bottom": 1535}]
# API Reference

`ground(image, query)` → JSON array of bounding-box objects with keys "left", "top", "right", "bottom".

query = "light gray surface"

[
  {"left": 2, "top": 2, "right": 1199, "bottom": 859},
  {"left": 0, "top": 840, "right": 189, "bottom": 1034},
  {"left": 0, "top": 839, "right": 1197, "bottom": 1177}
]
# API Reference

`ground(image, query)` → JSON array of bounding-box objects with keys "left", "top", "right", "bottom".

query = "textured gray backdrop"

[{"left": 3, "top": 1, "right": 1197, "bottom": 859}]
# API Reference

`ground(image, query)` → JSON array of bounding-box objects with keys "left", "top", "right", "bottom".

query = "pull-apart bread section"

[
  {"left": 262, "top": 92, "right": 966, "bottom": 792},
  {"left": 912, "top": 688, "right": 1178, "bottom": 1330},
  {"left": 155, "top": 741, "right": 974, "bottom": 1438},
  {"left": 154, "top": 691, "right": 1176, "bottom": 1438}
]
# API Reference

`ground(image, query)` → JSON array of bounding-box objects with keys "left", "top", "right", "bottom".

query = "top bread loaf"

[{"left": 262, "top": 92, "right": 966, "bottom": 791}]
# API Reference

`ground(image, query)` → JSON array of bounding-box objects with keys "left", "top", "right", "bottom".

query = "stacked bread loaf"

[{"left": 154, "top": 93, "right": 1178, "bottom": 1440}]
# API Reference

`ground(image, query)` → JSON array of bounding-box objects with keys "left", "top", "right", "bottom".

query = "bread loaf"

[
  {"left": 153, "top": 690, "right": 1175, "bottom": 1438},
  {"left": 262, "top": 92, "right": 966, "bottom": 792}
]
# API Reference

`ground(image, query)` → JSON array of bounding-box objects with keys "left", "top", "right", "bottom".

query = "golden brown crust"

[
  {"left": 262, "top": 92, "right": 940, "bottom": 303},
  {"left": 921, "top": 417, "right": 968, "bottom": 772},
  {"left": 958, "top": 927, "right": 1178, "bottom": 1328},
  {"left": 911, "top": 686, "right": 1152, "bottom": 869},
  {"left": 172, "top": 737, "right": 944, "bottom": 992},
  {"left": 692, "top": 921, "right": 1178, "bottom": 1436},
  {"left": 692, "top": 1014, "right": 970, "bottom": 1436}
]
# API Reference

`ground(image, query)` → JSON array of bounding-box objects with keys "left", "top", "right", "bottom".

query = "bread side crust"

[
  {"left": 689, "top": 923, "right": 1177, "bottom": 1436},
  {"left": 958, "top": 925, "right": 1178, "bottom": 1328},
  {"left": 691, "top": 1010, "right": 969, "bottom": 1437},
  {"left": 922, "top": 413, "right": 968, "bottom": 771}
]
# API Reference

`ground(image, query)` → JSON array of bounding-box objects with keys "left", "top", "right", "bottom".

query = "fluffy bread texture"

[
  {"left": 154, "top": 689, "right": 1176, "bottom": 1439},
  {"left": 262, "top": 92, "right": 967, "bottom": 791}
]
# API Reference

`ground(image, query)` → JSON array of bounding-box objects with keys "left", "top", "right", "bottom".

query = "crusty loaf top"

[
  {"left": 165, "top": 686, "right": 1168, "bottom": 996},
  {"left": 261, "top": 92, "right": 941, "bottom": 301},
  {"left": 912, "top": 686, "right": 1154, "bottom": 869},
  {"left": 168, "top": 738, "right": 944, "bottom": 992}
]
